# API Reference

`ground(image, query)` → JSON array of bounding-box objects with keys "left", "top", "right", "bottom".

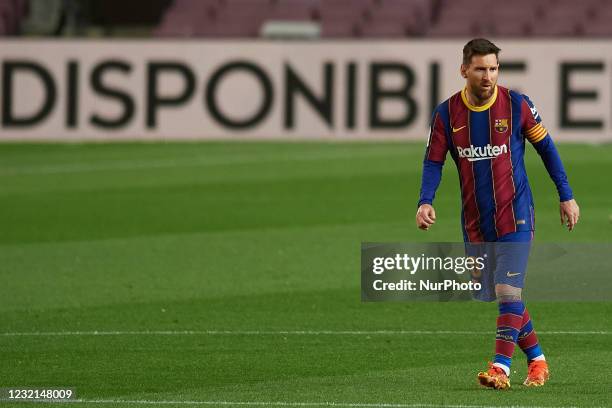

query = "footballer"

[{"left": 416, "top": 38, "right": 580, "bottom": 389}]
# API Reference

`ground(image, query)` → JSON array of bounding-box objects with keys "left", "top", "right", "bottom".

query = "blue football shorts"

[{"left": 466, "top": 231, "right": 533, "bottom": 302}]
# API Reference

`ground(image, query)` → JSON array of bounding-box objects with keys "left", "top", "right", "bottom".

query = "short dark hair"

[{"left": 462, "top": 38, "right": 501, "bottom": 65}]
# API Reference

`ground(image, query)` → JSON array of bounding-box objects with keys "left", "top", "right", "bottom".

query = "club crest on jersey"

[{"left": 494, "top": 119, "right": 509, "bottom": 133}]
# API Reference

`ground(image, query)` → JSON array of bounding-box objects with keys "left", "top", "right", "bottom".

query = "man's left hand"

[{"left": 560, "top": 199, "right": 580, "bottom": 231}]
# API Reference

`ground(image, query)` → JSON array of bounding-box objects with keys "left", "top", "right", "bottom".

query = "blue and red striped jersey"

[{"left": 418, "top": 85, "right": 573, "bottom": 242}]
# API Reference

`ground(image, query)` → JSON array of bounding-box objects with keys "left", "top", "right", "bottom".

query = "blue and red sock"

[
  {"left": 493, "top": 301, "right": 524, "bottom": 375},
  {"left": 517, "top": 307, "right": 545, "bottom": 362}
]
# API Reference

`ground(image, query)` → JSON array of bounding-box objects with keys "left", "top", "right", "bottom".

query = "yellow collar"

[{"left": 461, "top": 85, "right": 498, "bottom": 112}]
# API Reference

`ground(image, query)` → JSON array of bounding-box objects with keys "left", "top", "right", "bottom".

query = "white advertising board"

[{"left": 0, "top": 39, "right": 609, "bottom": 141}]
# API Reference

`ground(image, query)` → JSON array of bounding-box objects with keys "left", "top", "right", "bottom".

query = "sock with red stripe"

[
  {"left": 493, "top": 301, "right": 525, "bottom": 376},
  {"left": 517, "top": 306, "right": 545, "bottom": 362}
]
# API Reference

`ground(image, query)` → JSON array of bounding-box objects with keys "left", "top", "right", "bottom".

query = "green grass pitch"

[{"left": 0, "top": 141, "right": 610, "bottom": 408}]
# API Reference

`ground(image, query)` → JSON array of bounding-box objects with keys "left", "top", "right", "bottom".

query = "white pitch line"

[
  {"left": 44, "top": 399, "right": 595, "bottom": 408},
  {"left": 0, "top": 329, "right": 609, "bottom": 337}
]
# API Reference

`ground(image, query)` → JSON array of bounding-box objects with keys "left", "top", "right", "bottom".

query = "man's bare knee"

[{"left": 496, "top": 283, "right": 522, "bottom": 302}]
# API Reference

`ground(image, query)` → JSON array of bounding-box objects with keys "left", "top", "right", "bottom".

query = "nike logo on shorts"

[{"left": 506, "top": 271, "right": 521, "bottom": 277}]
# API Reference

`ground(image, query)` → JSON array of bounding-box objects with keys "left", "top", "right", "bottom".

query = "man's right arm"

[
  {"left": 418, "top": 160, "right": 444, "bottom": 207},
  {"left": 417, "top": 110, "right": 448, "bottom": 230}
]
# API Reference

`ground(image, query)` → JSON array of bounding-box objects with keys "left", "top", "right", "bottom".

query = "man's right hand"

[{"left": 416, "top": 204, "right": 436, "bottom": 230}]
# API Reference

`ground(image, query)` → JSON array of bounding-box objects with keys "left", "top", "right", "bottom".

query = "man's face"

[{"left": 461, "top": 53, "right": 499, "bottom": 101}]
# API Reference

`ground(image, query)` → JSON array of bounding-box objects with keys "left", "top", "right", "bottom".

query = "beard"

[{"left": 471, "top": 83, "right": 495, "bottom": 102}]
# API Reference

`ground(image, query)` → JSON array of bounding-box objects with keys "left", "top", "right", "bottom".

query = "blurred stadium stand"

[
  {"left": 0, "top": 0, "right": 27, "bottom": 35},
  {"left": 154, "top": 0, "right": 612, "bottom": 39},
  {"left": 3, "top": 0, "right": 612, "bottom": 38}
]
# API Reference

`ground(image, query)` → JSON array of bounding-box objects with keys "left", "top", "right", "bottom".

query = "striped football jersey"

[{"left": 419, "top": 85, "right": 573, "bottom": 242}]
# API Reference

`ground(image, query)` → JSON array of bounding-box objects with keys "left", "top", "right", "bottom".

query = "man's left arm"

[{"left": 522, "top": 96, "right": 580, "bottom": 230}]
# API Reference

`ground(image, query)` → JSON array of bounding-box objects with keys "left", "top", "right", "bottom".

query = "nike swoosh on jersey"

[
  {"left": 452, "top": 125, "right": 467, "bottom": 132},
  {"left": 506, "top": 271, "right": 521, "bottom": 277}
]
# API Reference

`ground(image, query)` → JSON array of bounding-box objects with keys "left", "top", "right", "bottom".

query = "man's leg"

[
  {"left": 492, "top": 284, "right": 524, "bottom": 376},
  {"left": 518, "top": 307, "right": 545, "bottom": 362},
  {"left": 518, "top": 306, "right": 549, "bottom": 386},
  {"left": 497, "top": 233, "right": 549, "bottom": 386},
  {"left": 477, "top": 284, "right": 523, "bottom": 390},
  {"left": 478, "top": 236, "right": 531, "bottom": 389}
]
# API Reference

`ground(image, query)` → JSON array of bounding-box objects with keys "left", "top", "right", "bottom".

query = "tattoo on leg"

[{"left": 498, "top": 294, "right": 522, "bottom": 302}]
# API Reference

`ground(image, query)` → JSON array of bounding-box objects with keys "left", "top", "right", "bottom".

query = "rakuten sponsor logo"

[{"left": 457, "top": 144, "right": 507, "bottom": 161}]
